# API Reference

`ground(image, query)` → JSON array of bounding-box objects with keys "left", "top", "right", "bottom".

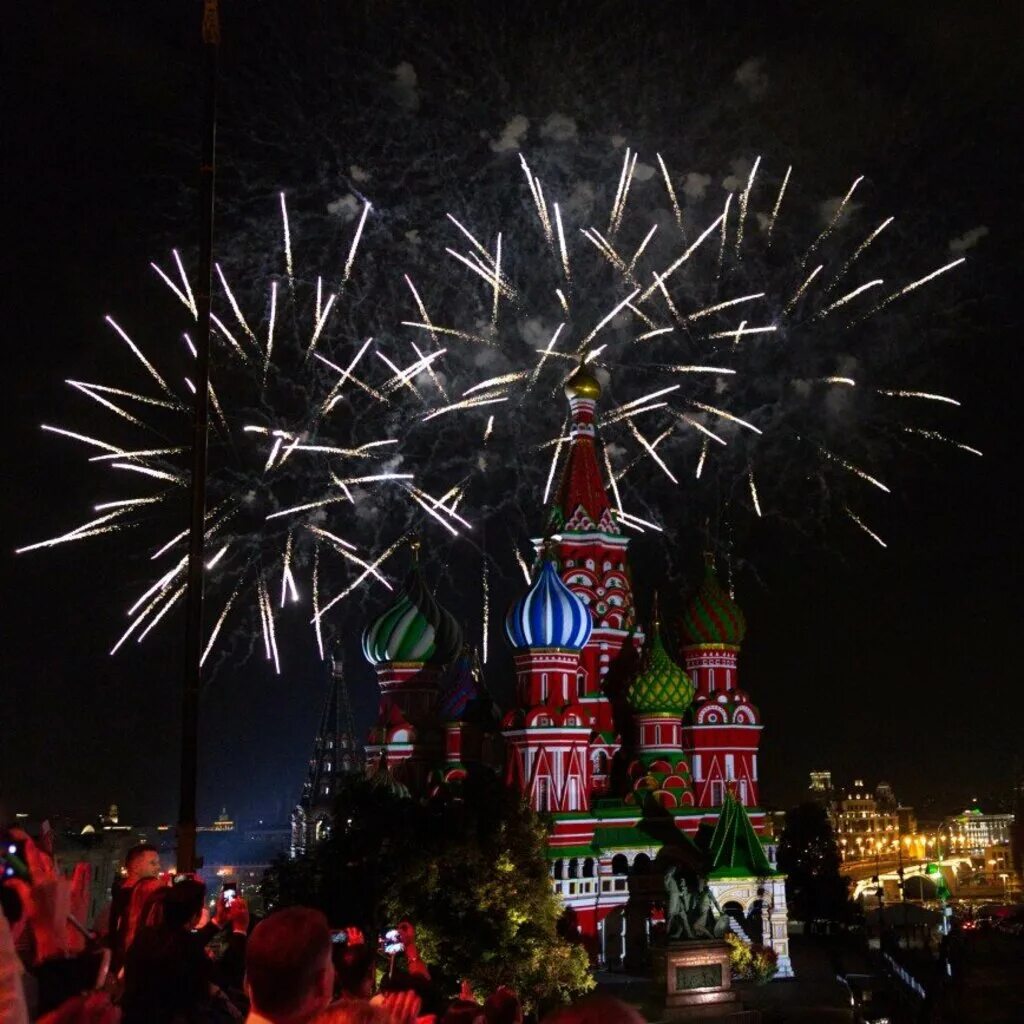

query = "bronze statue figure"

[{"left": 663, "top": 869, "right": 730, "bottom": 942}]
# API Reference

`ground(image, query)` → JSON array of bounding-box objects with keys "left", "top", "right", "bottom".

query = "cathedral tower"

[
  {"left": 677, "top": 554, "right": 763, "bottom": 809},
  {"left": 361, "top": 542, "right": 462, "bottom": 791},
  {"left": 503, "top": 554, "right": 594, "bottom": 813},
  {"left": 545, "top": 365, "right": 643, "bottom": 795}
]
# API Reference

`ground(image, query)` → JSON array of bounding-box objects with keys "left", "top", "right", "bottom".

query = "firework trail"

[
  {"left": 19, "top": 202, "right": 471, "bottom": 668},
  {"left": 389, "top": 150, "right": 976, "bottom": 578},
  {"left": 24, "top": 150, "right": 977, "bottom": 666}
]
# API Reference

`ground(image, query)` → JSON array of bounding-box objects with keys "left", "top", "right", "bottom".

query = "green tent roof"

[{"left": 706, "top": 791, "right": 776, "bottom": 879}]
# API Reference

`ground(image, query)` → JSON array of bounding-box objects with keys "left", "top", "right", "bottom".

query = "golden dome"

[{"left": 564, "top": 365, "right": 602, "bottom": 400}]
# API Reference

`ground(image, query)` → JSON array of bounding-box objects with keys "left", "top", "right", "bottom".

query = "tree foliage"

[
  {"left": 777, "top": 801, "right": 851, "bottom": 923},
  {"left": 263, "top": 772, "right": 593, "bottom": 1010}
]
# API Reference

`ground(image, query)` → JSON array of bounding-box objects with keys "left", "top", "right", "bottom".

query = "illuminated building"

[
  {"left": 808, "top": 771, "right": 834, "bottom": 804},
  {"left": 308, "top": 365, "right": 792, "bottom": 974},
  {"left": 942, "top": 807, "right": 1014, "bottom": 856},
  {"left": 830, "top": 778, "right": 916, "bottom": 861}
]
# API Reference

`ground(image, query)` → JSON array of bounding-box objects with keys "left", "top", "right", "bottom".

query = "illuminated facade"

[
  {"left": 341, "top": 365, "right": 791, "bottom": 974},
  {"left": 942, "top": 807, "right": 1014, "bottom": 856},
  {"left": 827, "top": 777, "right": 917, "bottom": 862}
]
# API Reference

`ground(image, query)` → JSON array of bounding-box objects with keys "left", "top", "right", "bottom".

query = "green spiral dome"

[
  {"left": 678, "top": 555, "right": 746, "bottom": 646},
  {"left": 628, "top": 623, "right": 695, "bottom": 715},
  {"left": 362, "top": 567, "right": 462, "bottom": 666}
]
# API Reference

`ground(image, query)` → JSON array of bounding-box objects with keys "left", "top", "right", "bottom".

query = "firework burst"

[
  {"left": 23, "top": 151, "right": 978, "bottom": 665},
  {"left": 19, "top": 206, "right": 468, "bottom": 669},
  {"left": 397, "top": 151, "right": 977, "bottom": 573}
]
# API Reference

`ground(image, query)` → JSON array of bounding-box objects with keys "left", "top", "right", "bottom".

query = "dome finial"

[
  {"left": 564, "top": 358, "right": 603, "bottom": 401},
  {"left": 409, "top": 533, "right": 422, "bottom": 564},
  {"left": 651, "top": 590, "right": 661, "bottom": 630}
]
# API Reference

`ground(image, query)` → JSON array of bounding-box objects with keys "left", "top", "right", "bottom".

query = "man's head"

[
  {"left": 541, "top": 996, "right": 646, "bottom": 1024},
  {"left": 246, "top": 907, "right": 334, "bottom": 1023},
  {"left": 124, "top": 843, "right": 160, "bottom": 883},
  {"left": 334, "top": 940, "right": 376, "bottom": 1000},
  {"left": 484, "top": 987, "right": 523, "bottom": 1024},
  {"left": 162, "top": 878, "right": 205, "bottom": 932},
  {"left": 442, "top": 1000, "right": 485, "bottom": 1024}
]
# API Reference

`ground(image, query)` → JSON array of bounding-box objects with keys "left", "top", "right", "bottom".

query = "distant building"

[
  {"left": 827, "top": 778, "right": 916, "bottom": 861},
  {"left": 198, "top": 808, "right": 235, "bottom": 833},
  {"left": 808, "top": 771, "right": 833, "bottom": 804},
  {"left": 942, "top": 807, "right": 1014, "bottom": 856}
]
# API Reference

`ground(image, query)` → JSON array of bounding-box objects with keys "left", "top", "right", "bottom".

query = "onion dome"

[
  {"left": 678, "top": 553, "right": 746, "bottom": 647},
  {"left": 564, "top": 364, "right": 602, "bottom": 401},
  {"left": 505, "top": 557, "right": 593, "bottom": 651},
  {"left": 362, "top": 559, "right": 462, "bottom": 666},
  {"left": 628, "top": 616, "right": 695, "bottom": 715}
]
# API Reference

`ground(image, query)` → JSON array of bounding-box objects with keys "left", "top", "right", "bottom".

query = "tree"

[
  {"left": 777, "top": 802, "right": 851, "bottom": 924},
  {"left": 262, "top": 771, "right": 593, "bottom": 1011}
]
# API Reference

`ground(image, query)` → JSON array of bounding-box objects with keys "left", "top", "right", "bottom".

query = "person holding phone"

[{"left": 396, "top": 921, "right": 429, "bottom": 981}]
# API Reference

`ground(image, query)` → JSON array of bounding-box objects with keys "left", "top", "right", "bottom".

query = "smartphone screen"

[
  {"left": 222, "top": 882, "right": 238, "bottom": 906},
  {"left": 381, "top": 927, "right": 404, "bottom": 956},
  {"left": 1, "top": 839, "right": 28, "bottom": 881}
]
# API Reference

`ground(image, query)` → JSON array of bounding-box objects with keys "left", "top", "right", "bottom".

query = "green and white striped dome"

[{"left": 362, "top": 567, "right": 462, "bottom": 666}]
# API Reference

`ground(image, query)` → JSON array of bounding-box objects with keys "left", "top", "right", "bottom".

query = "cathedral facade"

[{"left": 294, "top": 365, "right": 791, "bottom": 975}]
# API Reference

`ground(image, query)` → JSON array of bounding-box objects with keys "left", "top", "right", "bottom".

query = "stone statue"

[
  {"left": 691, "top": 878, "right": 730, "bottom": 939},
  {"left": 664, "top": 868, "right": 694, "bottom": 940},
  {"left": 663, "top": 869, "right": 729, "bottom": 942}
]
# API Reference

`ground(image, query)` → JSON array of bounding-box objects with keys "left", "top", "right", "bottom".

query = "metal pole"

[{"left": 177, "top": 0, "right": 220, "bottom": 875}]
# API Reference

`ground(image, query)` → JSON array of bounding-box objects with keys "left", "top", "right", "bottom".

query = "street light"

[{"left": 999, "top": 873, "right": 1009, "bottom": 901}]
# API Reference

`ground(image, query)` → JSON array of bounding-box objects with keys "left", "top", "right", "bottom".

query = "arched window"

[
  {"left": 632, "top": 853, "right": 652, "bottom": 875},
  {"left": 592, "top": 750, "right": 608, "bottom": 775},
  {"left": 611, "top": 854, "right": 629, "bottom": 875},
  {"left": 583, "top": 858, "right": 595, "bottom": 878},
  {"left": 568, "top": 858, "right": 579, "bottom": 879},
  {"left": 552, "top": 859, "right": 564, "bottom": 879},
  {"left": 541, "top": 673, "right": 549, "bottom": 701}
]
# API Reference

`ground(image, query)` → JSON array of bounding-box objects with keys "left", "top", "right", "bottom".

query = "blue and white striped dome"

[{"left": 505, "top": 559, "right": 593, "bottom": 651}]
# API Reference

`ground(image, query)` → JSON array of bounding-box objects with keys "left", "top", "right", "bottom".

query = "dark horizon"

[{"left": 4, "top": 1, "right": 1022, "bottom": 830}]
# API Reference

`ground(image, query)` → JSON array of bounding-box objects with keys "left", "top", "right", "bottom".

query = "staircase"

[{"left": 727, "top": 915, "right": 752, "bottom": 945}]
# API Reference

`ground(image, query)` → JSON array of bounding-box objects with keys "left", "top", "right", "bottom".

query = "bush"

[{"left": 725, "top": 933, "right": 778, "bottom": 985}]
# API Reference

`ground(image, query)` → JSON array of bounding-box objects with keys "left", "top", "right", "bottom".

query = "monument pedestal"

[{"left": 652, "top": 941, "right": 756, "bottom": 1021}]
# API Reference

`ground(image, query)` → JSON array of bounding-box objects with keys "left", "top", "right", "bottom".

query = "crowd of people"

[{"left": 1, "top": 831, "right": 647, "bottom": 1024}]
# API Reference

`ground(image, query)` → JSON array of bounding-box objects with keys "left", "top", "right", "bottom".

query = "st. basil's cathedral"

[{"left": 292, "top": 364, "right": 793, "bottom": 976}]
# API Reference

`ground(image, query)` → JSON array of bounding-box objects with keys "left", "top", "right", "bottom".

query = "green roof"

[
  {"left": 593, "top": 818, "right": 704, "bottom": 864},
  {"left": 546, "top": 844, "right": 598, "bottom": 860},
  {"left": 706, "top": 791, "right": 776, "bottom": 879}
]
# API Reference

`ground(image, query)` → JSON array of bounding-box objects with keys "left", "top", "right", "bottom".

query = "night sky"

[{"left": 5, "top": 1, "right": 1023, "bottom": 829}]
